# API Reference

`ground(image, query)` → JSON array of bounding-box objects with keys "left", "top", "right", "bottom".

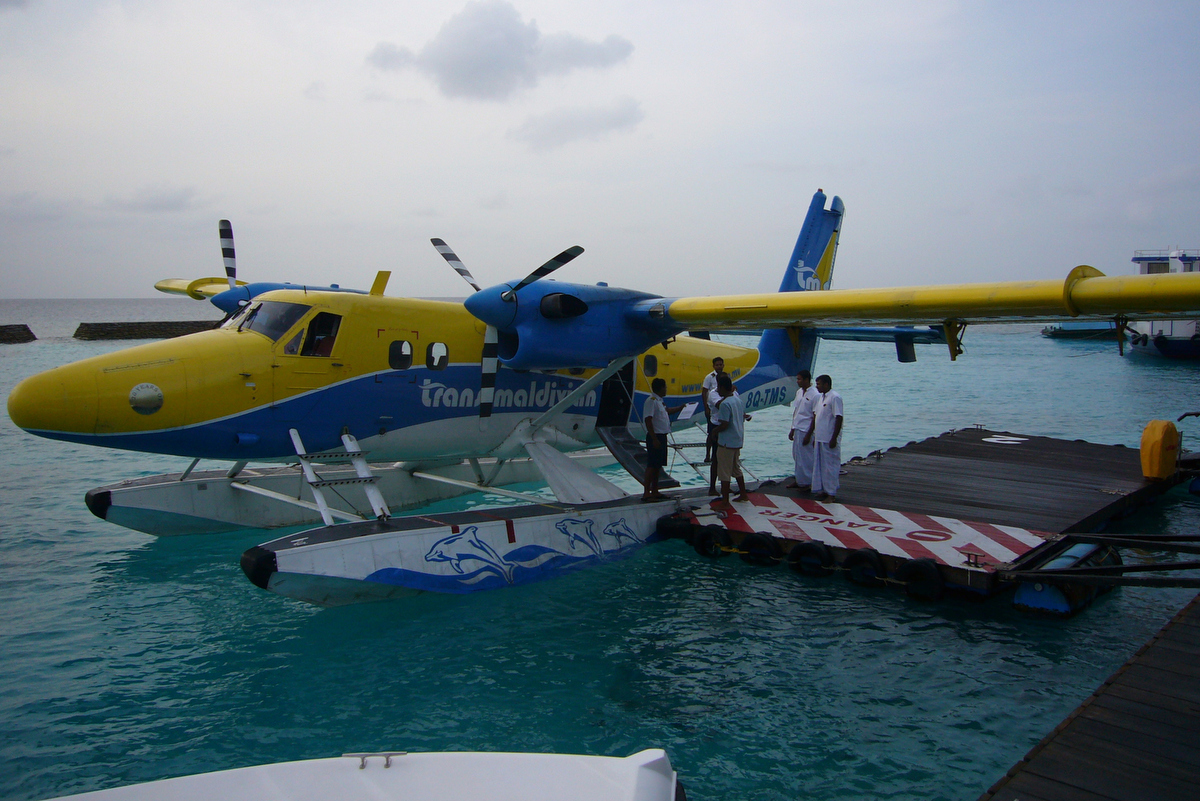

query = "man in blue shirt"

[{"left": 711, "top": 374, "right": 750, "bottom": 505}]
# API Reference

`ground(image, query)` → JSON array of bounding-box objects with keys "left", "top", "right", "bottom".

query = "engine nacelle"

[{"left": 465, "top": 281, "right": 683, "bottom": 370}]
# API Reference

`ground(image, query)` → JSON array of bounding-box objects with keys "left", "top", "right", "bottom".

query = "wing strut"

[{"left": 943, "top": 320, "right": 967, "bottom": 361}]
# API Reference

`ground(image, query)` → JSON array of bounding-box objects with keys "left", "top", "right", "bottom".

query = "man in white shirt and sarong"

[
  {"left": 788, "top": 370, "right": 819, "bottom": 491},
  {"left": 700, "top": 356, "right": 725, "bottom": 489},
  {"left": 805, "top": 374, "right": 843, "bottom": 501}
]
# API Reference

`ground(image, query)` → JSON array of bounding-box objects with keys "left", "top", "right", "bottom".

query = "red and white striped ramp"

[{"left": 691, "top": 494, "right": 1052, "bottom": 572}]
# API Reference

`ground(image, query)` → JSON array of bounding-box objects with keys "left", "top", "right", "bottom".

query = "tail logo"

[{"left": 792, "top": 258, "right": 822, "bottom": 291}]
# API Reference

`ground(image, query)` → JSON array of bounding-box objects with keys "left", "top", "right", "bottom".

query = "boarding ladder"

[{"left": 288, "top": 429, "right": 390, "bottom": 526}]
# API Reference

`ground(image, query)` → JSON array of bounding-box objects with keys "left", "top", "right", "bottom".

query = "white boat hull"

[
  {"left": 243, "top": 496, "right": 679, "bottom": 606},
  {"left": 47, "top": 749, "right": 681, "bottom": 801}
]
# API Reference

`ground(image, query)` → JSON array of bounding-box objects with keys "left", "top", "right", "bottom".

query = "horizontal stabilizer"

[
  {"left": 155, "top": 276, "right": 247, "bottom": 300},
  {"left": 523, "top": 441, "right": 628, "bottom": 505}
]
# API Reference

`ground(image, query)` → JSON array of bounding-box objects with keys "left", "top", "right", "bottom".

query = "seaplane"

[{"left": 9, "top": 189, "right": 1200, "bottom": 606}]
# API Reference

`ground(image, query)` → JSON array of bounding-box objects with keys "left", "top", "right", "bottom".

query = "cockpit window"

[
  {"left": 225, "top": 301, "right": 312, "bottom": 342},
  {"left": 300, "top": 312, "right": 342, "bottom": 357}
]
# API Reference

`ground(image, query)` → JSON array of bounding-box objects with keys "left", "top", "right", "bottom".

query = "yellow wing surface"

[
  {"left": 666, "top": 267, "right": 1200, "bottom": 329},
  {"left": 154, "top": 277, "right": 245, "bottom": 300}
]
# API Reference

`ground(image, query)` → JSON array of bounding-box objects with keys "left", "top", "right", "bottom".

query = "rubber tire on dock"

[
  {"left": 738, "top": 531, "right": 783, "bottom": 566},
  {"left": 787, "top": 541, "right": 835, "bottom": 577},
  {"left": 842, "top": 548, "right": 887, "bottom": 587},
  {"left": 656, "top": 514, "right": 695, "bottom": 543},
  {"left": 893, "top": 558, "right": 944, "bottom": 601},
  {"left": 693, "top": 525, "right": 733, "bottom": 558}
]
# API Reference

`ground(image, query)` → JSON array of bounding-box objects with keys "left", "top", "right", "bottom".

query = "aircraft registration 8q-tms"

[{"left": 9, "top": 190, "right": 1200, "bottom": 603}]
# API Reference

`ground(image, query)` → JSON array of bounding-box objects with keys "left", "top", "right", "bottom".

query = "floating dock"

[
  {"left": 661, "top": 427, "right": 1189, "bottom": 609},
  {"left": 980, "top": 591, "right": 1200, "bottom": 800}
]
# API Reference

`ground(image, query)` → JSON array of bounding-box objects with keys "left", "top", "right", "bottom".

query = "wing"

[
  {"left": 664, "top": 267, "right": 1200, "bottom": 329},
  {"left": 155, "top": 277, "right": 247, "bottom": 300}
]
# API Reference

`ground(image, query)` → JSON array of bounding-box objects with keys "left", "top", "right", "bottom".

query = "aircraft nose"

[{"left": 7, "top": 364, "right": 98, "bottom": 435}]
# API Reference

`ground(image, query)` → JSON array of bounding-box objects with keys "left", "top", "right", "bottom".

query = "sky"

[{"left": 2, "top": 0, "right": 1199, "bottom": 300}]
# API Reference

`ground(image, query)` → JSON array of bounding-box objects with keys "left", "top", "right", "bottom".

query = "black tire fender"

[
  {"left": 656, "top": 514, "right": 696, "bottom": 542},
  {"left": 787, "top": 540, "right": 835, "bottom": 576},
  {"left": 693, "top": 525, "right": 732, "bottom": 558},
  {"left": 893, "top": 558, "right": 944, "bottom": 601},
  {"left": 842, "top": 547, "right": 887, "bottom": 587},
  {"left": 738, "top": 531, "right": 783, "bottom": 566}
]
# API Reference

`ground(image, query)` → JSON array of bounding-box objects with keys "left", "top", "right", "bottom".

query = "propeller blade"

[
  {"left": 431, "top": 238, "right": 482, "bottom": 293},
  {"left": 478, "top": 324, "right": 499, "bottom": 427},
  {"left": 219, "top": 220, "right": 237, "bottom": 291},
  {"left": 501, "top": 245, "right": 584, "bottom": 301}
]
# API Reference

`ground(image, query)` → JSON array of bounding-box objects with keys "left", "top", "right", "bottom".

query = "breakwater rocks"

[
  {"left": 0, "top": 325, "right": 36, "bottom": 344},
  {"left": 73, "top": 321, "right": 220, "bottom": 340}
]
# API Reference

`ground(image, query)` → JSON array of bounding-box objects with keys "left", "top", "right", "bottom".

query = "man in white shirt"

[
  {"left": 805, "top": 374, "right": 843, "bottom": 501},
  {"left": 788, "top": 371, "right": 819, "bottom": 490},
  {"left": 643, "top": 378, "right": 683, "bottom": 501},
  {"left": 700, "top": 356, "right": 724, "bottom": 464}
]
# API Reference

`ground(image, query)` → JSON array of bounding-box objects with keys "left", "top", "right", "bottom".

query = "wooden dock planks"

[
  {"left": 979, "top": 593, "right": 1200, "bottom": 801},
  {"left": 829, "top": 428, "right": 1155, "bottom": 534}
]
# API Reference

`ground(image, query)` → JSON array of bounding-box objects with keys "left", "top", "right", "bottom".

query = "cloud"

[
  {"left": 509, "top": 97, "right": 644, "bottom": 151},
  {"left": 365, "top": 42, "right": 414, "bottom": 72},
  {"left": 367, "top": 1, "right": 633, "bottom": 101},
  {"left": 0, "top": 0, "right": 30, "bottom": 9},
  {"left": 104, "top": 184, "right": 200, "bottom": 214}
]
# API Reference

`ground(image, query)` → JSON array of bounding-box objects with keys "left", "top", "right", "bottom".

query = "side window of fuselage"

[
  {"left": 300, "top": 312, "right": 342, "bottom": 357},
  {"left": 426, "top": 342, "right": 448, "bottom": 370},
  {"left": 389, "top": 340, "right": 413, "bottom": 370},
  {"left": 282, "top": 329, "right": 304, "bottom": 355}
]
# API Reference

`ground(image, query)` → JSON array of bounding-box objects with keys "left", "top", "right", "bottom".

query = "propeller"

[
  {"left": 219, "top": 220, "right": 237, "bottom": 291},
  {"left": 431, "top": 239, "right": 584, "bottom": 425},
  {"left": 431, "top": 238, "right": 481, "bottom": 292},
  {"left": 430, "top": 239, "right": 499, "bottom": 424},
  {"left": 501, "top": 246, "right": 584, "bottom": 301}
]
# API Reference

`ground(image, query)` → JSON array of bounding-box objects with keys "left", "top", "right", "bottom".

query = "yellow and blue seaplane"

[{"left": 9, "top": 190, "right": 1200, "bottom": 605}]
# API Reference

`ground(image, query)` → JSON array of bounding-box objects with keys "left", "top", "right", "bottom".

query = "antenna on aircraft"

[{"left": 219, "top": 220, "right": 237, "bottom": 291}]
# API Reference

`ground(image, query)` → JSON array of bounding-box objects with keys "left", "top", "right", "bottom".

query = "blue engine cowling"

[{"left": 464, "top": 280, "right": 683, "bottom": 370}]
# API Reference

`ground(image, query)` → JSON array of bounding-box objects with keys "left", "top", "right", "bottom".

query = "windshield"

[{"left": 222, "top": 301, "right": 311, "bottom": 342}]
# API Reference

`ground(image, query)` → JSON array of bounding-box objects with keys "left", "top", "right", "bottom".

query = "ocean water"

[{"left": 2, "top": 300, "right": 1199, "bottom": 801}]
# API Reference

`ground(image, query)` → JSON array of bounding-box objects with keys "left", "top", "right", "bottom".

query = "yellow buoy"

[{"left": 1140, "top": 420, "right": 1181, "bottom": 480}]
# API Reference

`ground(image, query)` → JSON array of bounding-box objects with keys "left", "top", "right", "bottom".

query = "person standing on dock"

[
  {"left": 807, "top": 374, "right": 843, "bottom": 501},
  {"left": 712, "top": 374, "right": 750, "bottom": 505},
  {"left": 700, "top": 356, "right": 725, "bottom": 465},
  {"left": 788, "top": 370, "right": 819, "bottom": 491},
  {"left": 643, "top": 378, "right": 683, "bottom": 501}
]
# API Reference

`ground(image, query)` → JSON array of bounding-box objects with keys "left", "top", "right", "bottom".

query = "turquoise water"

[{"left": 2, "top": 302, "right": 1199, "bottom": 800}]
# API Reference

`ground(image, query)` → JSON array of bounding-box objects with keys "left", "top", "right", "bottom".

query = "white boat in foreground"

[{"left": 47, "top": 749, "right": 684, "bottom": 801}]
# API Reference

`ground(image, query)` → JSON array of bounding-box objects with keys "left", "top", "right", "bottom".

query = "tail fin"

[
  {"left": 777, "top": 189, "right": 844, "bottom": 293},
  {"left": 756, "top": 190, "right": 845, "bottom": 376}
]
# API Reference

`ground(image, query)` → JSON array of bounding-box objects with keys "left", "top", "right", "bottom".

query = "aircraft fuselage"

[{"left": 7, "top": 289, "right": 787, "bottom": 464}]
